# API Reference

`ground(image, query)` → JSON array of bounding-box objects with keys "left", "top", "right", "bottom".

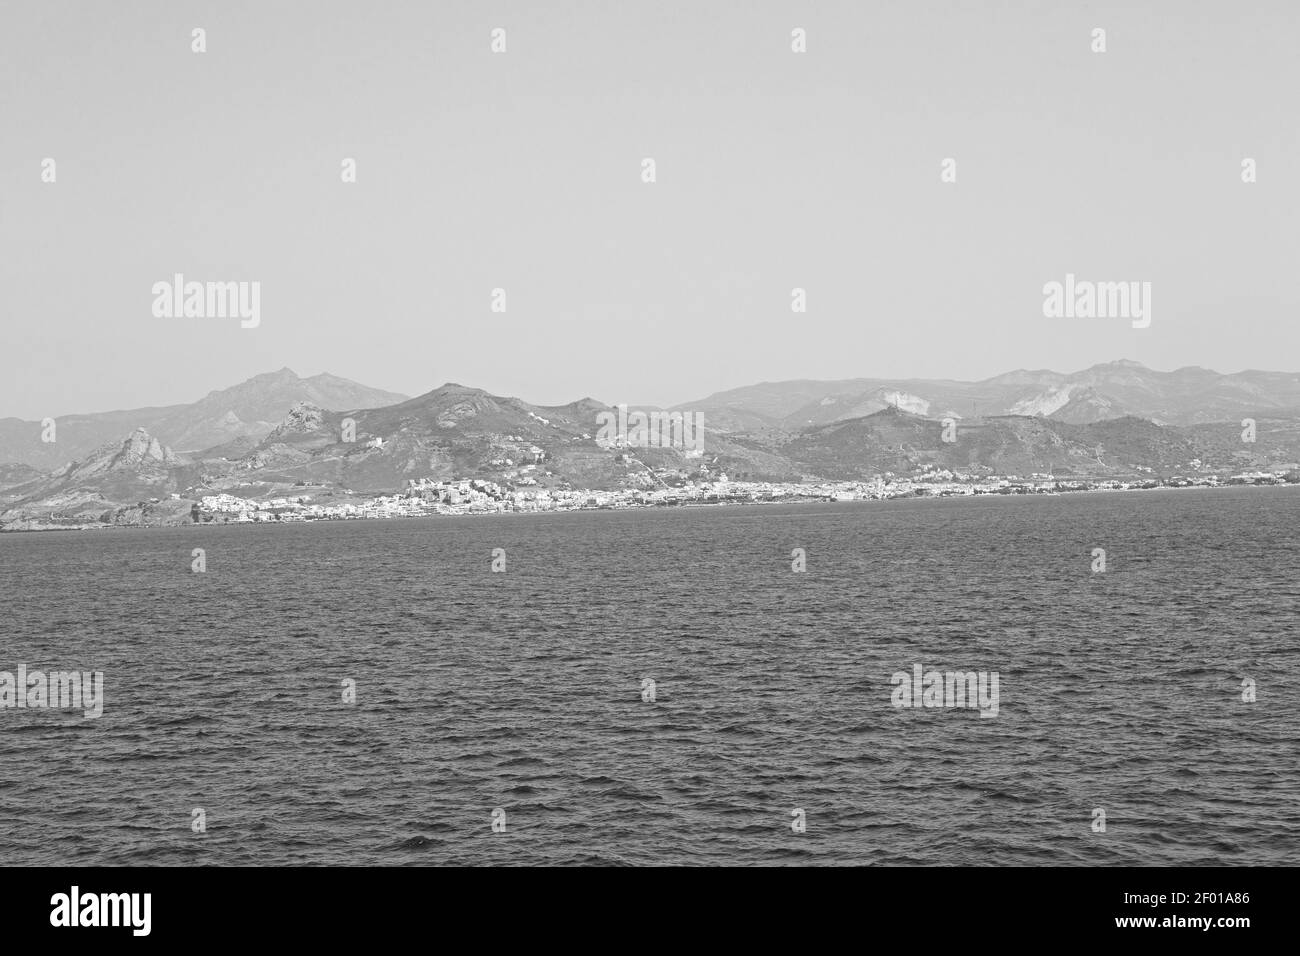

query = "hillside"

[
  {"left": 680, "top": 361, "right": 1300, "bottom": 429},
  {"left": 0, "top": 428, "right": 199, "bottom": 530},
  {"left": 6, "top": 366, "right": 1300, "bottom": 529},
  {"left": 778, "top": 408, "right": 1199, "bottom": 480},
  {"left": 0, "top": 369, "right": 408, "bottom": 469}
]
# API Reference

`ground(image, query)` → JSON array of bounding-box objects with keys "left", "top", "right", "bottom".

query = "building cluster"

[{"left": 195, "top": 467, "right": 1297, "bottom": 523}]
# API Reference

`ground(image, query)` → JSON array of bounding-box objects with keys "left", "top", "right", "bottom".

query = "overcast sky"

[{"left": 2, "top": 0, "right": 1298, "bottom": 419}]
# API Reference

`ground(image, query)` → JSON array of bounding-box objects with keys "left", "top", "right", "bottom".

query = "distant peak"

[
  {"left": 429, "top": 382, "right": 485, "bottom": 396},
  {"left": 247, "top": 367, "right": 299, "bottom": 381},
  {"left": 221, "top": 367, "right": 300, "bottom": 388}
]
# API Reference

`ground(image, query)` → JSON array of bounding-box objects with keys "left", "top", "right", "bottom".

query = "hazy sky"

[{"left": 2, "top": 0, "right": 1298, "bottom": 419}]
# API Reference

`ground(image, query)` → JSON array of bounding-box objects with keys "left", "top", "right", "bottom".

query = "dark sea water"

[{"left": 1, "top": 487, "right": 1297, "bottom": 866}]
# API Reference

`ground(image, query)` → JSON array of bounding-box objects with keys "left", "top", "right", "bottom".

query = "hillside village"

[
  {"left": 189, "top": 468, "right": 1297, "bottom": 524},
  {"left": 4, "top": 362, "right": 1300, "bottom": 531}
]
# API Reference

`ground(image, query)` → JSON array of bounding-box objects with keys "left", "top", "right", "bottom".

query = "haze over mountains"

[
  {"left": 4, "top": 360, "right": 1300, "bottom": 529},
  {"left": 678, "top": 360, "right": 1300, "bottom": 432},
  {"left": 0, "top": 369, "right": 409, "bottom": 471}
]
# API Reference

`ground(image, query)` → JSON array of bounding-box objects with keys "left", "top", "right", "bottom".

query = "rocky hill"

[
  {"left": 6, "top": 369, "right": 1300, "bottom": 530},
  {"left": 196, "top": 385, "right": 715, "bottom": 494},
  {"left": 0, "top": 368, "right": 408, "bottom": 470},
  {"left": 0, "top": 428, "right": 199, "bottom": 530}
]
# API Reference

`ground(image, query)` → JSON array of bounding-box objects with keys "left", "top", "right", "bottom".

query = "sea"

[{"left": 1, "top": 487, "right": 1297, "bottom": 865}]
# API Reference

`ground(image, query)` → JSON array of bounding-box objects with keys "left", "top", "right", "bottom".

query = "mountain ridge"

[
  {"left": 0, "top": 370, "right": 409, "bottom": 470},
  {"left": 6, "top": 360, "right": 1300, "bottom": 529},
  {"left": 675, "top": 360, "right": 1300, "bottom": 430}
]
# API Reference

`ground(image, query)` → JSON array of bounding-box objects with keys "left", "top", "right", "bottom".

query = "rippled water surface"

[{"left": 1, "top": 488, "right": 1297, "bottom": 865}]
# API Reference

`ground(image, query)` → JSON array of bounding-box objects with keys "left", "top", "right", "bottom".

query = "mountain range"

[
  {"left": 0, "top": 368, "right": 409, "bottom": 471},
  {"left": 3, "top": 360, "right": 1300, "bottom": 529},
  {"left": 677, "top": 360, "right": 1300, "bottom": 431}
]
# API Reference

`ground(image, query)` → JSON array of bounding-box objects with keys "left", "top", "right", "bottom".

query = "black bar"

[{"left": 0, "top": 866, "right": 1281, "bottom": 943}]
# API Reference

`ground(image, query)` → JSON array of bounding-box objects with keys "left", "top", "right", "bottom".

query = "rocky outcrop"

[
  {"left": 0, "top": 428, "right": 197, "bottom": 530},
  {"left": 267, "top": 402, "right": 326, "bottom": 438},
  {"left": 62, "top": 427, "right": 181, "bottom": 481}
]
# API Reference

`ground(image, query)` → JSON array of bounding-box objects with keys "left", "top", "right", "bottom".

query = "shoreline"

[{"left": 2, "top": 480, "right": 1294, "bottom": 534}]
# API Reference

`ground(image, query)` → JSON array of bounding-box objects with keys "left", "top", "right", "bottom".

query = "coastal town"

[{"left": 195, "top": 466, "right": 1299, "bottom": 523}]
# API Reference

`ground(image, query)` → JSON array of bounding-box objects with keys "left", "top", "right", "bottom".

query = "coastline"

[{"left": 2, "top": 480, "right": 1294, "bottom": 534}]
